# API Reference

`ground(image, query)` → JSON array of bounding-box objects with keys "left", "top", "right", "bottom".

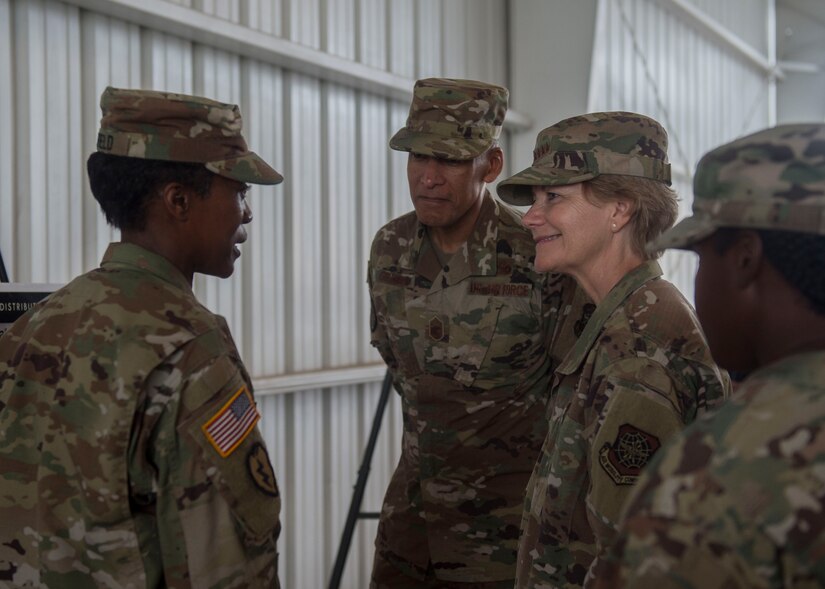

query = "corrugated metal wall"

[
  {"left": 587, "top": 0, "right": 775, "bottom": 300},
  {"left": 1, "top": 0, "right": 782, "bottom": 586},
  {"left": 0, "top": 0, "right": 511, "bottom": 586}
]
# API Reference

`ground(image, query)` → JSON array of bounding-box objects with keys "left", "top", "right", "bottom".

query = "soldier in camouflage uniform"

[
  {"left": 368, "top": 78, "right": 583, "bottom": 588},
  {"left": 0, "top": 87, "right": 283, "bottom": 588},
  {"left": 496, "top": 112, "right": 730, "bottom": 588},
  {"left": 589, "top": 123, "right": 825, "bottom": 589}
]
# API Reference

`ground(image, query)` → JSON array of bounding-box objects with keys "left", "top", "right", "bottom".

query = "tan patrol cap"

[
  {"left": 96, "top": 86, "right": 283, "bottom": 185},
  {"left": 497, "top": 112, "right": 671, "bottom": 206},
  {"left": 389, "top": 78, "right": 508, "bottom": 161}
]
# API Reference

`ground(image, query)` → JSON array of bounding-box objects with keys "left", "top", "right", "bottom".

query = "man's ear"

[
  {"left": 728, "top": 230, "right": 764, "bottom": 290},
  {"left": 482, "top": 147, "right": 504, "bottom": 183},
  {"left": 159, "top": 182, "right": 191, "bottom": 222}
]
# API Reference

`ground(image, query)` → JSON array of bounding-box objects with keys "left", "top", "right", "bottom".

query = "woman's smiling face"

[{"left": 522, "top": 183, "right": 615, "bottom": 275}]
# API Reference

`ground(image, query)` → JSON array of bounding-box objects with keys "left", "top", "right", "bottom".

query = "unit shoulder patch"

[
  {"left": 598, "top": 423, "right": 661, "bottom": 485},
  {"left": 247, "top": 442, "right": 280, "bottom": 497},
  {"left": 201, "top": 385, "right": 260, "bottom": 458}
]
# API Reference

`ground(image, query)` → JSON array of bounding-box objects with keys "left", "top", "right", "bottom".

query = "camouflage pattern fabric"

[
  {"left": 497, "top": 112, "right": 672, "bottom": 206},
  {"left": 651, "top": 123, "right": 825, "bottom": 251},
  {"left": 590, "top": 352, "right": 825, "bottom": 588},
  {"left": 389, "top": 78, "right": 508, "bottom": 161},
  {"left": 515, "top": 261, "right": 730, "bottom": 589},
  {"left": 0, "top": 243, "right": 280, "bottom": 588},
  {"left": 585, "top": 123, "right": 825, "bottom": 588},
  {"left": 368, "top": 192, "right": 587, "bottom": 584},
  {"left": 96, "top": 86, "right": 283, "bottom": 185}
]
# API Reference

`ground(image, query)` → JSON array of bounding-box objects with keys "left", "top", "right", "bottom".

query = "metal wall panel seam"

[
  {"left": 16, "top": 1, "right": 47, "bottom": 282},
  {"left": 292, "top": 389, "right": 325, "bottom": 588},
  {"left": 416, "top": 0, "right": 441, "bottom": 78},
  {"left": 323, "top": 85, "right": 360, "bottom": 366},
  {"left": 357, "top": 93, "right": 389, "bottom": 363},
  {"left": 648, "top": 0, "right": 779, "bottom": 77},
  {"left": 0, "top": 0, "right": 14, "bottom": 281},
  {"left": 358, "top": 0, "right": 386, "bottom": 70},
  {"left": 285, "top": 74, "right": 323, "bottom": 372},
  {"left": 388, "top": 0, "right": 414, "bottom": 78},
  {"left": 43, "top": 3, "right": 72, "bottom": 281},
  {"left": 58, "top": 0, "right": 533, "bottom": 129},
  {"left": 64, "top": 4, "right": 85, "bottom": 280},
  {"left": 441, "top": 0, "right": 467, "bottom": 78},
  {"left": 325, "top": 385, "right": 363, "bottom": 587}
]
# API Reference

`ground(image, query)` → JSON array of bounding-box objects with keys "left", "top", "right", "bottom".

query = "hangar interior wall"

[
  {"left": 585, "top": 0, "right": 774, "bottom": 298},
  {"left": 0, "top": 0, "right": 512, "bottom": 586},
  {"left": 0, "top": 0, "right": 777, "bottom": 587}
]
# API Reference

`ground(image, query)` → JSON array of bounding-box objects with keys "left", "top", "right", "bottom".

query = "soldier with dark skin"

[
  {"left": 589, "top": 123, "right": 825, "bottom": 589},
  {"left": 368, "top": 78, "right": 584, "bottom": 588},
  {"left": 496, "top": 111, "right": 730, "bottom": 589},
  {"left": 0, "top": 87, "right": 283, "bottom": 588}
]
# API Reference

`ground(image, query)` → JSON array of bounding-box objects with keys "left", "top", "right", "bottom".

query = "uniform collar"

[
  {"left": 101, "top": 242, "right": 193, "bottom": 293},
  {"left": 411, "top": 191, "right": 501, "bottom": 289},
  {"left": 557, "top": 260, "right": 663, "bottom": 375}
]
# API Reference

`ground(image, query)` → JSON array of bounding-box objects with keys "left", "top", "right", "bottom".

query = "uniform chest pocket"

[
  {"left": 410, "top": 287, "right": 541, "bottom": 388},
  {"left": 370, "top": 274, "right": 423, "bottom": 377},
  {"left": 531, "top": 400, "right": 588, "bottom": 540}
]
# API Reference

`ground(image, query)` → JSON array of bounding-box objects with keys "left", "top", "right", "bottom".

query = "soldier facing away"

[
  {"left": 496, "top": 111, "right": 730, "bottom": 588},
  {"left": 589, "top": 123, "right": 825, "bottom": 588},
  {"left": 367, "top": 78, "right": 584, "bottom": 588},
  {"left": 0, "top": 87, "right": 283, "bottom": 588}
]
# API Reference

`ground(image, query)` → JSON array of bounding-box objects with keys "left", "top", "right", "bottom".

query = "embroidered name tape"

[
  {"left": 202, "top": 385, "right": 260, "bottom": 458},
  {"left": 468, "top": 282, "right": 531, "bottom": 297},
  {"left": 377, "top": 270, "right": 413, "bottom": 287}
]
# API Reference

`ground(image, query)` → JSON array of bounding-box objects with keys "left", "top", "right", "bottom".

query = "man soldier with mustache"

[{"left": 367, "top": 78, "right": 584, "bottom": 588}]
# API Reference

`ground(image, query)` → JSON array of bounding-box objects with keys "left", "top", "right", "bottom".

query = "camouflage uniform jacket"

[
  {"left": 368, "top": 192, "right": 582, "bottom": 582},
  {"left": 515, "top": 261, "right": 729, "bottom": 589},
  {"left": 591, "top": 351, "right": 825, "bottom": 589},
  {"left": 0, "top": 243, "right": 280, "bottom": 589}
]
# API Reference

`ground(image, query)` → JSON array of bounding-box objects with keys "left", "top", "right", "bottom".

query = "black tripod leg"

[
  {"left": 0, "top": 248, "right": 9, "bottom": 283},
  {"left": 328, "top": 370, "right": 394, "bottom": 589}
]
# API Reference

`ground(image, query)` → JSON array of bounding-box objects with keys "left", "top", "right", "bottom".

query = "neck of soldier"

[
  {"left": 752, "top": 266, "right": 825, "bottom": 370},
  {"left": 565, "top": 234, "right": 643, "bottom": 305},
  {"left": 121, "top": 227, "right": 196, "bottom": 286},
  {"left": 427, "top": 193, "right": 485, "bottom": 255}
]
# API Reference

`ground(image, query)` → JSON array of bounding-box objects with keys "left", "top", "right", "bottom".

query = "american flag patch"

[{"left": 201, "top": 386, "right": 260, "bottom": 458}]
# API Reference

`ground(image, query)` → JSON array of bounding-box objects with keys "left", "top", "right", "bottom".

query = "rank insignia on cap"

[
  {"left": 598, "top": 423, "right": 661, "bottom": 485},
  {"left": 202, "top": 385, "right": 260, "bottom": 458}
]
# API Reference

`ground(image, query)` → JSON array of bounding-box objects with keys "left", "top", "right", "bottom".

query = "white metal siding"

[
  {"left": 2, "top": 1, "right": 786, "bottom": 586},
  {"left": 588, "top": 0, "right": 774, "bottom": 299},
  {"left": 0, "top": 1, "right": 509, "bottom": 587}
]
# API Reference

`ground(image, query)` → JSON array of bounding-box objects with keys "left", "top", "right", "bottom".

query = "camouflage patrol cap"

[
  {"left": 96, "top": 86, "right": 283, "bottom": 185},
  {"left": 497, "top": 111, "right": 672, "bottom": 206},
  {"left": 389, "top": 78, "right": 508, "bottom": 161},
  {"left": 652, "top": 123, "right": 825, "bottom": 250}
]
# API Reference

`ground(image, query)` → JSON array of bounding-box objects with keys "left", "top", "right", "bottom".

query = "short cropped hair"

[
  {"left": 585, "top": 175, "right": 678, "bottom": 260},
  {"left": 87, "top": 152, "right": 214, "bottom": 231},
  {"left": 712, "top": 228, "right": 825, "bottom": 316}
]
